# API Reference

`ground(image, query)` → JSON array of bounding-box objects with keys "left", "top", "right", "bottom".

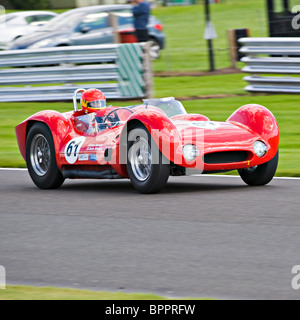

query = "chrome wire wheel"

[
  {"left": 30, "top": 133, "right": 50, "bottom": 176},
  {"left": 126, "top": 126, "right": 170, "bottom": 193},
  {"left": 26, "top": 123, "right": 64, "bottom": 189},
  {"left": 129, "top": 136, "right": 152, "bottom": 182}
]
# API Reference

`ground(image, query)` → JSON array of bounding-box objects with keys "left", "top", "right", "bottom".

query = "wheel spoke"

[
  {"left": 30, "top": 134, "right": 50, "bottom": 176},
  {"left": 130, "top": 137, "right": 152, "bottom": 181}
]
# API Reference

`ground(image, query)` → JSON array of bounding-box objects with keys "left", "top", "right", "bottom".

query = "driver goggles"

[{"left": 87, "top": 100, "right": 106, "bottom": 109}]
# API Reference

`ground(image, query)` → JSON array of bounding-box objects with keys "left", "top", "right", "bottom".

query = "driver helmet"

[{"left": 81, "top": 88, "right": 106, "bottom": 113}]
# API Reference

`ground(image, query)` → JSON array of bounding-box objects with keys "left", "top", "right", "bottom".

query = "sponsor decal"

[
  {"left": 78, "top": 154, "right": 89, "bottom": 161},
  {"left": 173, "top": 120, "right": 220, "bottom": 131},
  {"left": 86, "top": 143, "right": 104, "bottom": 151},
  {"left": 89, "top": 154, "right": 97, "bottom": 161}
]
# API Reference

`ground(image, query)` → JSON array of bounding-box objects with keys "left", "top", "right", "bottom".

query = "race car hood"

[{"left": 172, "top": 120, "right": 260, "bottom": 151}]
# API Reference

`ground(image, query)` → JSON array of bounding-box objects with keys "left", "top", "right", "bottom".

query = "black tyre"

[
  {"left": 26, "top": 122, "right": 65, "bottom": 189},
  {"left": 238, "top": 150, "right": 279, "bottom": 186},
  {"left": 127, "top": 126, "right": 170, "bottom": 193}
]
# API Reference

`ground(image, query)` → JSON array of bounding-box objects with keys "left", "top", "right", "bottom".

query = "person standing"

[{"left": 131, "top": 0, "right": 150, "bottom": 42}]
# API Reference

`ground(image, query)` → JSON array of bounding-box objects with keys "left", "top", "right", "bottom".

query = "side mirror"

[{"left": 80, "top": 26, "right": 91, "bottom": 34}]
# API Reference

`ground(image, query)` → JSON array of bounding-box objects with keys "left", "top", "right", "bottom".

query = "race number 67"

[
  {"left": 67, "top": 140, "right": 80, "bottom": 157},
  {"left": 64, "top": 137, "right": 86, "bottom": 164}
]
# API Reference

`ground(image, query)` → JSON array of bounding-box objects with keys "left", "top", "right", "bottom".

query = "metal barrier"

[
  {"left": 0, "top": 43, "right": 153, "bottom": 102},
  {"left": 239, "top": 37, "right": 300, "bottom": 93}
]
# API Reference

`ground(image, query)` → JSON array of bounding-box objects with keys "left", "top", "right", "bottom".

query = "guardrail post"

[
  {"left": 117, "top": 42, "right": 152, "bottom": 99},
  {"left": 228, "top": 29, "right": 237, "bottom": 68},
  {"left": 143, "top": 41, "right": 154, "bottom": 99},
  {"left": 109, "top": 13, "right": 120, "bottom": 44}
]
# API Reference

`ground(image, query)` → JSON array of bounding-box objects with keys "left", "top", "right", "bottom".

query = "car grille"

[{"left": 203, "top": 151, "right": 249, "bottom": 164}]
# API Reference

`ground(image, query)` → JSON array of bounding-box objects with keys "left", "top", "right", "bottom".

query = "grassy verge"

[
  {"left": 0, "top": 285, "right": 173, "bottom": 300},
  {"left": 154, "top": 73, "right": 246, "bottom": 97},
  {"left": 152, "top": 0, "right": 267, "bottom": 72}
]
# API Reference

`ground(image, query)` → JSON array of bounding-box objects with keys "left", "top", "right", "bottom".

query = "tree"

[{"left": 9, "top": 0, "right": 50, "bottom": 10}]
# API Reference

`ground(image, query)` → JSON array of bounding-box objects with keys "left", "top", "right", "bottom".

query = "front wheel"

[
  {"left": 127, "top": 126, "right": 170, "bottom": 193},
  {"left": 238, "top": 150, "right": 279, "bottom": 186},
  {"left": 26, "top": 122, "right": 64, "bottom": 189}
]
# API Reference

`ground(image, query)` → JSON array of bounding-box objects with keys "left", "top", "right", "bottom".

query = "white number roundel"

[{"left": 64, "top": 137, "right": 86, "bottom": 164}]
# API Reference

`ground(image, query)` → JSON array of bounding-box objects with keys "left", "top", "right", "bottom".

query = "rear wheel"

[
  {"left": 127, "top": 126, "right": 169, "bottom": 193},
  {"left": 26, "top": 122, "right": 64, "bottom": 189},
  {"left": 238, "top": 150, "right": 279, "bottom": 186}
]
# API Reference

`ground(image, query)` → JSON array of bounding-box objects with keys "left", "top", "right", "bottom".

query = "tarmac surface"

[{"left": 1, "top": 168, "right": 300, "bottom": 299}]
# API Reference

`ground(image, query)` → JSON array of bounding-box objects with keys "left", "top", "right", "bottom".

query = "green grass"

[
  {"left": 152, "top": 0, "right": 268, "bottom": 72},
  {"left": 0, "top": 284, "right": 213, "bottom": 300},
  {"left": 154, "top": 73, "right": 246, "bottom": 97},
  {"left": 0, "top": 285, "right": 173, "bottom": 300},
  {"left": 0, "top": 284, "right": 212, "bottom": 300}
]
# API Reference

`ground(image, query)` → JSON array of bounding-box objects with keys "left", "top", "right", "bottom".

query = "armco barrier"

[
  {"left": 239, "top": 37, "right": 300, "bottom": 93},
  {"left": 0, "top": 42, "right": 153, "bottom": 102}
]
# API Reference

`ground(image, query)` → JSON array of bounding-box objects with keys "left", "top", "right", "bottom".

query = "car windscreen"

[
  {"left": 143, "top": 98, "right": 187, "bottom": 118},
  {"left": 76, "top": 12, "right": 109, "bottom": 31},
  {"left": 39, "top": 11, "right": 84, "bottom": 31},
  {"left": 114, "top": 10, "right": 133, "bottom": 26},
  {"left": 75, "top": 10, "right": 133, "bottom": 31},
  {"left": 1, "top": 14, "right": 17, "bottom": 24}
]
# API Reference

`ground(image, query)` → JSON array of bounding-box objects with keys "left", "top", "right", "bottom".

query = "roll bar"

[{"left": 73, "top": 88, "right": 86, "bottom": 112}]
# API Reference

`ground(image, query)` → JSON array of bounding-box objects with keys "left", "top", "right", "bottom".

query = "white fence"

[
  {"left": 0, "top": 42, "right": 153, "bottom": 102},
  {"left": 239, "top": 37, "right": 300, "bottom": 93}
]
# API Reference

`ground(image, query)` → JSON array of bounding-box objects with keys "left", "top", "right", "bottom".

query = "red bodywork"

[{"left": 15, "top": 102, "right": 279, "bottom": 179}]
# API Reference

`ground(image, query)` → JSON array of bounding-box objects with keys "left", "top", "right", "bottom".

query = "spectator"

[{"left": 131, "top": 0, "right": 150, "bottom": 42}]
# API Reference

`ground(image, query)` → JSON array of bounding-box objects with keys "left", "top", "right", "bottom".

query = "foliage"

[{"left": 9, "top": 0, "right": 50, "bottom": 10}]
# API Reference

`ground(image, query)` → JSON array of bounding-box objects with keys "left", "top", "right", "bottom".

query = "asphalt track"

[{"left": 1, "top": 168, "right": 300, "bottom": 300}]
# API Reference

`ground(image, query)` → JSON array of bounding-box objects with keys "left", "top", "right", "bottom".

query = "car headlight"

[
  {"left": 182, "top": 144, "right": 200, "bottom": 161},
  {"left": 254, "top": 141, "right": 267, "bottom": 157}
]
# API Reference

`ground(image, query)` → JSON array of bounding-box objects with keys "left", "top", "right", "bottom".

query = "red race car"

[{"left": 15, "top": 88, "right": 279, "bottom": 193}]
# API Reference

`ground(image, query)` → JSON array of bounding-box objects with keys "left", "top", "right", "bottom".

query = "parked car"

[
  {"left": 15, "top": 89, "right": 279, "bottom": 194},
  {"left": 8, "top": 5, "right": 165, "bottom": 59},
  {"left": 0, "top": 11, "right": 57, "bottom": 50}
]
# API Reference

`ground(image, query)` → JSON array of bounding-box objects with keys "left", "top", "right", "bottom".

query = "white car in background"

[{"left": 0, "top": 11, "right": 57, "bottom": 50}]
